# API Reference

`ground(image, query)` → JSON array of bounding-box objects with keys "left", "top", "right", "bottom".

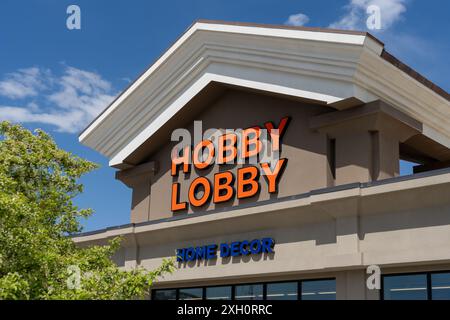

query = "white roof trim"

[
  {"left": 78, "top": 21, "right": 450, "bottom": 168},
  {"left": 195, "top": 22, "right": 369, "bottom": 45},
  {"left": 79, "top": 22, "right": 377, "bottom": 142},
  {"left": 79, "top": 24, "right": 198, "bottom": 142},
  {"left": 109, "top": 73, "right": 343, "bottom": 167}
]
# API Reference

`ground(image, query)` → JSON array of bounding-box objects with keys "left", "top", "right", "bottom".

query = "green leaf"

[{"left": 0, "top": 121, "right": 175, "bottom": 299}]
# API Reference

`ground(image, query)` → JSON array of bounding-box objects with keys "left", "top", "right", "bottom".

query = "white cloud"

[
  {"left": 285, "top": 13, "right": 310, "bottom": 26},
  {"left": 0, "top": 66, "right": 116, "bottom": 133},
  {"left": 120, "top": 77, "right": 132, "bottom": 83},
  {"left": 329, "top": 0, "right": 407, "bottom": 30},
  {"left": 0, "top": 67, "right": 51, "bottom": 99}
]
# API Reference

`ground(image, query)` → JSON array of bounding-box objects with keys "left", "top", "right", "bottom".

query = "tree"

[{"left": 0, "top": 122, "right": 175, "bottom": 299}]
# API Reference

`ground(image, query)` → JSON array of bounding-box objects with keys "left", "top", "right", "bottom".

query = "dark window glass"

[
  {"left": 234, "top": 284, "right": 263, "bottom": 300},
  {"left": 302, "top": 279, "right": 336, "bottom": 300},
  {"left": 205, "top": 286, "right": 232, "bottom": 300},
  {"left": 179, "top": 287, "right": 203, "bottom": 300},
  {"left": 383, "top": 274, "right": 427, "bottom": 300},
  {"left": 432, "top": 273, "right": 450, "bottom": 300},
  {"left": 327, "top": 138, "right": 336, "bottom": 179},
  {"left": 266, "top": 282, "right": 297, "bottom": 300},
  {"left": 153, "top": 289, "right": 177, "bottom": 300}
]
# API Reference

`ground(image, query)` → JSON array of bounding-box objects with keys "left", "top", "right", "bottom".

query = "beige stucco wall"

[
  {"left": 75, "top": 173, "right": 450, "bottom": 299},
  {"left": 76, "top": 88, "right": 450, "bottom": 300},
  {"left": 122, "top": 89, "right": 420, "bottom": 224},
  {"left": 144, "top": 89, "right": 333, "bottom": 221}
]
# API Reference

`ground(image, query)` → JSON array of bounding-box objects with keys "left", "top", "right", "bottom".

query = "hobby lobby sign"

[{"left": 170, "top": 117, "right": 290, "bottom": 212}]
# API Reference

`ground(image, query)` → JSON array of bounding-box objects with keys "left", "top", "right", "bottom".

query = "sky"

[{"left": 0, "top": 0, "right": 449, "bottom": 232}]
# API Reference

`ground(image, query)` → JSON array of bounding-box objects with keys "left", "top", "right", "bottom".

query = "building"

[{"left": 74, "top": 20, "right": 450, "bottom": 300}]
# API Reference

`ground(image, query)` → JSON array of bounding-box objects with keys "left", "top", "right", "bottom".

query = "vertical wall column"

[
  {"left": 335, "top": 213, "right": 360, "bottom": 256},
  {"left": 310, "top": 100, "right": 421, "bottom": 185},
  {"left": 124, "top": 233, "right": 139, "bottom": 270},
  {"left": 336, "top": 270, "right": 368, "bottom": 299},
  {"left": 314, "top": 194, "right": 363, "bottom": 264},
  {"left": 335, "top": 132, "right": 373, "bottom": 185},
  {"left": 336, "top": 269, "right": 381, "bottom": 300},
  {"left": 312, "top": 189, "right": 377, "bottom": 299},
  {"left": 115, "top": 161, "right": 159, "bottom": 223}
]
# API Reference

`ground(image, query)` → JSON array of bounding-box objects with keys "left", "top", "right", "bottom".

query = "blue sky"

[{"left": 0, "top": 0, "right": 449, "bottom": 232}]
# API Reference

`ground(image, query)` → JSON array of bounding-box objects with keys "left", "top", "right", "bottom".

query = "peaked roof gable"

[{"left": 79, "top": 20, "right": 450, "bottom": 168}]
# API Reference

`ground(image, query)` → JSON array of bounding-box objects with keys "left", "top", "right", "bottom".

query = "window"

[
  {"left": 206, "top": 286, "right": 232, "bottom": 300},
  {"left": 151, "top": 278, "right": 336, "bottom": 300},
  {"left": 234, "top": 284, "right": 263, "bottom": 300},
  {"left": 179, "top": 287, "right": 203, "bottom": 300},
  {"left": 301, "top": 279, "right": 336, "bottom": 300},
  {"left": 383, "top": 271, "right": 450, "bottom": 300},
  {"left": 266, "top": 282, "right": 297, "bottom": 300},
  {"left": 152, "top": 289, "right": 177, "bottom": 300},
  {"left": 431, "top": 273, "right": 450, "bottom": 300},
  {"left": 383, "top": 274, "right": 427, "bottom": 300}
]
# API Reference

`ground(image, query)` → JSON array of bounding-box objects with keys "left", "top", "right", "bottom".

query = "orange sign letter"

[
  {"left": 188, "top": 177, "right": 212, "bottom": 207},
  {"left": 261, "top": 158, "right": 287, "bottom": 193},
  {"left": 237, "top": 166, "right": 260, "bottom": 199},
  {"left": 218, "top": 133, "right": 237, "bottom": 164},
  {"left": 241, "top": 127, "right": 262, "bottom": 159},
  {"left": 264, "top": 117, "right": 290, "bottom": 152},
  {"left": 171, "top": 145, "right": 191, "bottom": 176},
  {"left": 171, "top": 182, "right": 187, "bottom": 211},
  {"left": 193, "top": 140, "right": 215, "bottom": 170},
  {"left": 214, "top": 171, "right": 235, "bottom": 203}
]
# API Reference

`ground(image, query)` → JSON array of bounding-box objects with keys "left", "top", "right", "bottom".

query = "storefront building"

[{"left": 74, "top": 20, "right": 450, "bottom": 300}]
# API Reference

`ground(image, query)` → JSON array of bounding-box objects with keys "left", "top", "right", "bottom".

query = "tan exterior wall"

[
  {"left": 77, "top": 86, "right": 450, "bottom": 300},
  {"left": 121, "top": 90, "right": 420, "bottom": 224},
  {"left": 75, "top": 173, "right": 450, "bottom": 299},
  {"left": 144, "top": 89, "right": 333, "bottom": 221}
]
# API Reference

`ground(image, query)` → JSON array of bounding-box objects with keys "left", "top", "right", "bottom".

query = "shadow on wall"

[
  {"left": 141, "top": 87, "right": 334, "bottom": 218},
  {"left": 134, "top": 185, "right": 450, "bottom": 267},
  {"left": 137, "top": 216, "right": 337, "bottom": 269}
]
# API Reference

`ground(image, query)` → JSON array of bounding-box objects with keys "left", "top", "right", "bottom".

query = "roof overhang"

[{"left": 78, "top": 20, "right": 450, "bottom": 169}]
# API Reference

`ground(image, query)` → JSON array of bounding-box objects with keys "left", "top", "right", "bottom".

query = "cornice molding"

[{"left": 78, "top": 21, "right": 450, "bottom": 168}]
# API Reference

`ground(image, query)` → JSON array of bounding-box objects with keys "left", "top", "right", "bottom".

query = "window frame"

[
  {"left": 151, "top": 277, "right": 336, "bottom": 300},
  {"left": 234, "top": 283, "right": 264, "bottom": 300},
  {"left": 265, "top": 280, "right": 299, "bottom": 301},
  {"left": 381, "top": 270, "right": 450, "bottom": 300},
  {"left": 300, "top": 278, "right": 337, "bottom": 301},
  {"left": 177, "top": 286, "right": 204, "bottom": 300},
  {"left": 205, "top": 285, "right": 233, "bottom": 300}
]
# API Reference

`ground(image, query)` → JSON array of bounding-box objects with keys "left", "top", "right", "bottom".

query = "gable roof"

[{"left": 79, "top": 20, "right": 450, "bottom": 169}]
